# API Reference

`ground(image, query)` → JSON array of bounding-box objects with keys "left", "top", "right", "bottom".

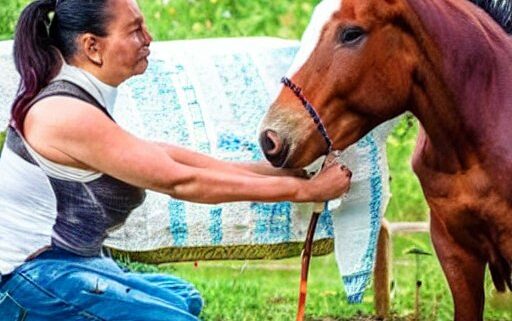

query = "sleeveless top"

[{"left": 0, "top": 80, "right": 146, "bottom": 275}]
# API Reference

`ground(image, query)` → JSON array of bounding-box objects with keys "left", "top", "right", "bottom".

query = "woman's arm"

[
  {"left": 156, "top": 142, "right": 305, "bottom": 177},
  {"left": 25, "top": 97, "right": 351, "bottom": 204}
]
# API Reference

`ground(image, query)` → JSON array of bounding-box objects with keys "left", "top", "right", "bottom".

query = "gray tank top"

[{"left": 6, "top": 80, "right": 146, "bottom": 257}]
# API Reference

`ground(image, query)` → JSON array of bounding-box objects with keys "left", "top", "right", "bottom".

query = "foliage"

[
  {"left": 386, "top": 116, "right": 429, "bottom": 221},
  {"left": 0, "top": 129, "right": 5, "bottom": 154},
  {"left": 139, "top": 0, "right": 321, "bottom": 41},
  {"left": 0, "top": 0, "right": 27, "bottom": 40}
]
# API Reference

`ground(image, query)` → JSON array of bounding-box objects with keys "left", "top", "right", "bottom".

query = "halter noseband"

[{"left": 281, "top": 77, "right": 333, "bottom": 154}]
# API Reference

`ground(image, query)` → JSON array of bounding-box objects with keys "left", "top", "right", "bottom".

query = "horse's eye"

[{"left": 339, "top": 27, "right": 365, "bottom": 45}]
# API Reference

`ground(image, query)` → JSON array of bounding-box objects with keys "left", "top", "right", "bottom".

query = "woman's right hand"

[{"left": 299, "top": 163, "right": 352, "bottom": 202}]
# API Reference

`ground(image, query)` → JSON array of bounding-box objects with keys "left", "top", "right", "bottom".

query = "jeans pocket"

[{"left": 0, "top": 292, "right": 27, "bottom": 321}]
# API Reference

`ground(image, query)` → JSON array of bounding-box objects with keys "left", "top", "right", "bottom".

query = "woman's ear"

[{"left": 79, "top": 33, "right": 104, "bottom": 66}]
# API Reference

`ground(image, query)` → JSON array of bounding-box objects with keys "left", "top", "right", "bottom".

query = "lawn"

[
  {"left": 123, "top": 233, "right": 511, "bottom": 321},
  {"left": 0, "top": 1, "right": 510, "bottom": 320}
]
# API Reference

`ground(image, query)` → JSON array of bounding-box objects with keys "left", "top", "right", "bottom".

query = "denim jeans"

[{"left": 0, "top": 247, "right": 203, "bottom": 321}]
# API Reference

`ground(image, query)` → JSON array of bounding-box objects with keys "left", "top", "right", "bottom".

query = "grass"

[
  {"left": 123, "top": 234, "right": 512, "bottom": 321},
  {"left": 386, "top": 117, "right": 428, "bottom": 221},
  {"left": 139, "top": 0, "right": 319, "bottom": 41},
  {"left": 0, "top": 0, "right": 26, "bottom": 41},
  {"left": 1, "top": 1, "right": 508, "bottom": 320}
]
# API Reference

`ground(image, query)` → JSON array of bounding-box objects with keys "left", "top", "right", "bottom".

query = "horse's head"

[{"left": 260, "top": 0, "right": 419, "bottom": 168}]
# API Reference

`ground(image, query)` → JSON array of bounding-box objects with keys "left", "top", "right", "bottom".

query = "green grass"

[
  {"left": 123, "top": 234, "right": 511, "bottom": 321},
  {"left": 386, "top": 116, "right": 428, "bottom": 221},
  {"left": 0, "top": 0, "right": 26, "bottom": 40},
  {"left": 0, "top": 0, "right": 320, "bottom": 40},
  {"left": 139, "top": 0, "right": 320, "bottom": 40}
]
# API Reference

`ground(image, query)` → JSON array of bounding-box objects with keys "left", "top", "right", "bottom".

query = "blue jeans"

[{"left": 0, "top": 247, "right": 203, "bottom": 320}]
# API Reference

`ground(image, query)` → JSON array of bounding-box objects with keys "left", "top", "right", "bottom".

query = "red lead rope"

[{"left": 296, "top": 202, "right": 325, "bottom": 321}]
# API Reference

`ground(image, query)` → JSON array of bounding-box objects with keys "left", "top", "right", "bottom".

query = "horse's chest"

[{"left": 415, "top": 161, "right": 512, "bottom": 256}]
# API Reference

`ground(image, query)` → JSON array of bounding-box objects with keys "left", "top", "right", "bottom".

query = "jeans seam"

[{"left": 17, "top": 271, "right": 106, "bottom": 321}]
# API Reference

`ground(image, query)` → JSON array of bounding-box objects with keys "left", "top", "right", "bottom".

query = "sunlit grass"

[{"left": 123, "top": 234, "right": 512, "bottom": 321}]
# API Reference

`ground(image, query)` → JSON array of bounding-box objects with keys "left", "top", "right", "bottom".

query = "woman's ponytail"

[
  {"left": 11, "top": 0, "right": 61, "bottom": 133},
  {"left": 10, "top": 0, "right": 112, "bottom": 133}
]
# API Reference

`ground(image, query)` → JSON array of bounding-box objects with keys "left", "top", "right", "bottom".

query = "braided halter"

[{"left": 281, "top": 77, "right": 333, "bottom": 154}]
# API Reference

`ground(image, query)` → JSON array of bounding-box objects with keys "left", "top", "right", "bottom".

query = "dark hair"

[
  {"left": 11, "top": 0, "right": 112, "bottom": 133},
  {"left": 471, "top": 0, "right": 512, "bottom": 33}
]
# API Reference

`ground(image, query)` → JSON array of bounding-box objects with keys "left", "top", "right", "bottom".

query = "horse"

[{"left": 258, "top": 0, "right": 512, "bottom": 320}]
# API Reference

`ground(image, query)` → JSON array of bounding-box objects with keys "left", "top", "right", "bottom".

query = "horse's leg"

[{"left": 430, "top": 211, "right": 486, "bottom": 321}]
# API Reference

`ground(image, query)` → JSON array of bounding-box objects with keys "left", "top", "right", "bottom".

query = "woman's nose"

[{"left": 143, "top": 25, "right": 153, "bottom": 44}]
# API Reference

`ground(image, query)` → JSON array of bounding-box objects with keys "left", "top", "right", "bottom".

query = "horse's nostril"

[
  {"left": 259, "top": 130, "right": 290, "bottom": 167},
  {"left": 260, "top": 130, "right": 283, "bottom": 156}
]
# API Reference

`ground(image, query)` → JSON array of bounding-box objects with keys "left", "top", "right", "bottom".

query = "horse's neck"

[{"left": 406, "top": 0, "right": 512, "bottom": 171}]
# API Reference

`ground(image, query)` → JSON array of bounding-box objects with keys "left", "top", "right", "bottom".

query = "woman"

[{"left": 0, "top": 0, "right": 351, "bottom": 320}]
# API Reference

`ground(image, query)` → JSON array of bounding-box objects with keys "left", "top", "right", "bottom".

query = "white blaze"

[
  {"left": 285, "top": 0, "right": 343, "bottom": 77},
  {"left": 262, "top": 0, "right": 343, "bottom": 167}
]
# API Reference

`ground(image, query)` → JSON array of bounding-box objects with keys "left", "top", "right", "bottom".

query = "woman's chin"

[{"left": 133, "top": 59, "right": 149, "bottom": 76}]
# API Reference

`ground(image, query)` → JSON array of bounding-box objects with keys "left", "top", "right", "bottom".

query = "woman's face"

[{"left": 100, "top": 0, "right": 153, "bottom": 85}]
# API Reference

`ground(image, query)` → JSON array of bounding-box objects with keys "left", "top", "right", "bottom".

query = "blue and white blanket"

[{"left": 0, "top": 38, "right": 397, "bottom": 303}]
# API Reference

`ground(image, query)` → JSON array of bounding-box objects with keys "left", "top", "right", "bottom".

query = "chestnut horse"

[{"left": 259, "top": 0, "right": 512, "bottom": 320}]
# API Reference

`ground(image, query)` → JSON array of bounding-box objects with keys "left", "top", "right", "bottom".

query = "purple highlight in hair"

[{"left": 11, "top": 0, "right": 60, "bottom": 133}]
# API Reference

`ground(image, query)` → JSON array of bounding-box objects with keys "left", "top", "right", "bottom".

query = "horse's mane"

[{"left": 470, "top": 0, "right": 512, "bottom": 33}]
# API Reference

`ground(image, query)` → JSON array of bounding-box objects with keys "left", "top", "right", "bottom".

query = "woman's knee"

[{"left": 130, "top": 273, "right": 203, "bottom": 316}]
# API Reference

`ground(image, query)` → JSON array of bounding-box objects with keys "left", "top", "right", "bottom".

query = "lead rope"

[
  {"left": 281, "top": 77, "right": 333, "bottom": 321},
  {"left": 296, "top": 202, "right": 326, "bottom": 321}
]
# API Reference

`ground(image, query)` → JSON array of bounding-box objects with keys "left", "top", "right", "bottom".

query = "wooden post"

[
  {"left": 373, "top": 220, "right": 429, "bottom": 319},
  {"left": 374, "top": 218, "right": 392, "bottom": 320}
]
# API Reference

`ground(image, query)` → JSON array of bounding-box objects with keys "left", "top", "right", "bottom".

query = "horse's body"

[{"left": 259, "top": 0, "right": 512, "bottom": 319}]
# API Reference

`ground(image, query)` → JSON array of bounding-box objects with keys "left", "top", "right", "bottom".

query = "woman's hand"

[{"left": 298, "top": 163, "right": 352, "bottom": 202}]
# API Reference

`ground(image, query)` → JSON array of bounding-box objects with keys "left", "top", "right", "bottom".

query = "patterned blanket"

[{"left": 0, "top": 38, "right": 397, "bottom": 303}]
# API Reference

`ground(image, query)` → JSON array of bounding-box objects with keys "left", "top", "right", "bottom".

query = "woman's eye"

[{"left": 339, "top": 27, "right": 365, "bottom": 45}]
